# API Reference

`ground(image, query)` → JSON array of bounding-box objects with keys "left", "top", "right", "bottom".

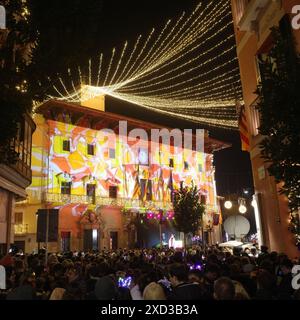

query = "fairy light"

[
  {"left": 128, "top": 1, "right": 229, "bottom": 86},
  {"left": 109, "top": 41, "right": 128, "bottom": 86},
  {"left": 123, "top": 19, "right": 235, "bottom": 91},
  {"left": 78, "top": 66, "right": 83, "bottom": 87},
  {"left": 156, "top": 70, "right": 240, "bottom": 100},
  {"left": 88, "top": 59, "right": 92, "bottom": 86},
  {"left": 138, "top": 1, "right": 206, "bottom": 74},
  {"left": 103, "top": 48, "right": 116, "bottom": 86},
  {"left": 48, "top": 0, "right": 241, "bottom": 130},
  {"left": 136, "top": 0, "right": 229, "bottom": 79},
  {"left": 114, "top": 35, "right": 142, "bottom": 84},
  {"left": 122, "top": 28, "right": 155, "bottom": 82},
  {"left": 96, "top": 53, "right": 103, "bottom": 87},
  {"left": 128, "top": 19, "right": 172, "bottom": 81}
]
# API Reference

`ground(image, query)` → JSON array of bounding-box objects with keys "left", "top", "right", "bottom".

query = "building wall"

[
  {"left": 16, "top": 111, "right": 221, "bottom": 252},
  {"left": 231, "top": 0, "right": 300, "bottom": 258}
]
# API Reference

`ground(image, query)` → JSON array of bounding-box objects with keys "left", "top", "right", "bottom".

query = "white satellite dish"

[{"left": 224, "top": 215, "right": 250, "bottom": 240}]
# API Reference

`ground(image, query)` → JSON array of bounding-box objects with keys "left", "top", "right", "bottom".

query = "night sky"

[{"left": 91, "top": 0, "right": 254, "bottom": 197}]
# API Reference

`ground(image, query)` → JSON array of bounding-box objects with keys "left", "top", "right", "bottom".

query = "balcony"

[
  {"left": 44, "top": 192, "right": 219, "bottom": 213},
  {"left": 14, "top": 224, "right": 29, "bottom": 235},
  {"left": 44, "top": 192, "right": 174, "bottom": 211},
  {"left": 236, "top": 0, "right": 270, "bottom": 32}
]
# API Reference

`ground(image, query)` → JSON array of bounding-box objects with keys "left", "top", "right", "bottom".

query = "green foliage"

[
  {"left": 288, "top": 212, "right": 300, "bottom": 248},
  {"left": 173, "top": 185, "right": 205, "bottom": 237},
  {"left": 256, "top": 21, "right": 300, "bottom": 214}
]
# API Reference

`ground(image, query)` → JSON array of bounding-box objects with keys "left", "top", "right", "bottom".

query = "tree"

[
  {"left": 0, "top": 0, "right": 37, "bottom": 164},
  {"left": 173, "top": 185, "right": 205, "bottom": 248},
  {"left": 256, "top": 19, "right": 300, "bottom": 246}
]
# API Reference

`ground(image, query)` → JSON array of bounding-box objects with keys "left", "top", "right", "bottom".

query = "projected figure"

[{"left": 169, "top": 234, "right": 175, "bottom": 248}]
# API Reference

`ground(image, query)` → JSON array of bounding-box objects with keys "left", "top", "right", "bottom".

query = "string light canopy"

[{"left": 45, "top": 0, "right": 242, "bottom": 130}]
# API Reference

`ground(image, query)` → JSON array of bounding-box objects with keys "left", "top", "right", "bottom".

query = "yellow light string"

[
  {"left": 123, "top": 2, "right": 223, "bottom": 89},
  {"left": 120, "top": 28, "right": 155, "bottom": 83},
  {"left": 96, "top": 53, "right": 104, "bottom": 87},
  {"left": 124, "top": 47, "right": 238, "bottom": 96},
  {"left": 109, "top": 41, "right": 128, "bottom": 86},
  {"left": 114, "top": 35, "right": 142, "bottom": 84},
  {"left": 134, "top": 0, "right": 229, "bottom": 81},
  {"left": 88, "top": 59, "right": 92, "bottom": 86},
  {"left": 103, "top": 47, "right": 116, "bottom": 86},
  {"left": 123, "top": 26, "right": 235, "bottom": 92},
  {"left": 154, "top": 67, "right": 240, "bottom": 99},
  {"left": 127, "top": 19, "right": 173, "bottom": 82}
]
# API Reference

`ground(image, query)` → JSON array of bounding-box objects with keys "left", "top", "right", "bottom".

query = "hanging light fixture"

[
  {"left": 238, "top": 198, "right": 247, "bottom": 214},
  {"left": 224, "top": 200, "right": 233, "bottom": 210}
]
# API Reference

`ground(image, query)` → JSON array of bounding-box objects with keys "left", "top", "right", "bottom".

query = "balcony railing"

[
  {"left": 44, "top": 192, "right": 219, "bottom": 213},
  {"left": 14, "top": 224, "right": 29, "bottom": 235},
  {"left": 45, "top": 192, "right": 174, "bottom": 211}
]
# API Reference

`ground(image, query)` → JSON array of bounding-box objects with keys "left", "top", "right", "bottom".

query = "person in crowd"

[
  {"left": 0, "top": 246, "right": 298, "bottom": 301},
  {"left": 213, "top": 277, "right": 235, "bottom": 300},
  {"left": 143, "top": 282, "right": 166, "bottom": 300},
  {"left": 255, "top": 270, "right": 277, "bottom": 300},
  {"left": 277, "top": 258, "right": 295, "bottom": 300},
  {"left": 167, "top": 263, "right": 206, "bottom": 300},
  {"left": 6, "top": 271, "right": 36, "bottom": 300}
]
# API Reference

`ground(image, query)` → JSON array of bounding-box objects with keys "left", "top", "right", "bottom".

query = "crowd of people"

[{"left": 0, "top": 245, "right": 299, "bottom": 300}]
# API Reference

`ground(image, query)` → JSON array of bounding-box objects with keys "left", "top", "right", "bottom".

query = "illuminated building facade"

[
  {"left": 231, "top": 0, "right": 300, "bottom": 257},
  {"left": 15, "top": 98, "right": 228, "bottom": 252}
]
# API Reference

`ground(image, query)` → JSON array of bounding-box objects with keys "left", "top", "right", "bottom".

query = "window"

[
  {"left": 139, "top": 148, "right": 148, "bottom": 165},
  {"left": 109, "top": 148, "right": 116, "bottom": 159},
  {"left": 200, "top": 195, "right": 207, "bottom": 205},
  {"left": 141, "top": 179, "right": 152, "bottom": 201},
  {"left": 15, "top": 212, "right": 23, "bottom": 225},
  {"left": 146, "top": 180, "right": 153, "bottom": 201},
  {"left": 109, "top": 186, "right": 118, "bottom": 199},
  {"left": 169, "top": 158, "right": 174, "bottom": 168},
  {"left": 249, "top": 104, "right": 261, "bottom": 137},
  {"left": 63, "top": 140, "right": 71, "bottom": 152},
  {"left": 184, "top": 161, "right": 189, "bottom": 170},
  {"left": 87, "top": 144, "right": 95, "bottom": 156},
  {"left": 87, "top": 184, "right": 96, "bottom": 204},
  {"left": 61, "top": 182, "right": 72, "bottom": 195}
]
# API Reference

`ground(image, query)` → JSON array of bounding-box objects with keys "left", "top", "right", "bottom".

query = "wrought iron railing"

[
  {"left": 44, "top": 192, "right": 174, "bottom": 211},
  {"left": 43, "top": 192, "right": 219, "bottom": 213}
]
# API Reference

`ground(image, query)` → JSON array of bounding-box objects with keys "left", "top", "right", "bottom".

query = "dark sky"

[{"left": 92, "top": 0, "right": 254, "bottom": 197}]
